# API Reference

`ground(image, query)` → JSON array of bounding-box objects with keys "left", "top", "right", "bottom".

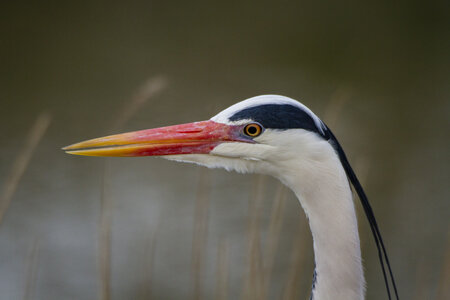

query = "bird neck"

[{"left": 279, "top": 142, "right": 365, "bottom": 300}]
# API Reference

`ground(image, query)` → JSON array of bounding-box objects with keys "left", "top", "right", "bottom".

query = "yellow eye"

[{"left": 243, "top": 123, "right": 263, "bottom": 137}]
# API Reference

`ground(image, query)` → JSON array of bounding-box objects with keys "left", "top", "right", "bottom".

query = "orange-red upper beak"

[{"left": 63, "top": 120, "right": 248, "bottom": 157}]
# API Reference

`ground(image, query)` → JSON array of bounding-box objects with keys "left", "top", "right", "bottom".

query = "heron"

[{"left": 63, "top": 95, "right": 399, "bottom": 300}]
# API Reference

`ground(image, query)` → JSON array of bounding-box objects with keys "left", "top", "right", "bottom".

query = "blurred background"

[{"left": 1, "top": 1, "right": 449, "bottom": 299}]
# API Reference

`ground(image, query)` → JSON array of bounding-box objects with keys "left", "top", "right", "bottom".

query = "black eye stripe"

[{"left": 229, "top": 104, "right": 326, "bottom": 138}]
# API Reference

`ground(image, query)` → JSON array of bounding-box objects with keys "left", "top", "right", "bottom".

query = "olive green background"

[{"left": 1, "top": 1, "right": 449, "bottom": 299}]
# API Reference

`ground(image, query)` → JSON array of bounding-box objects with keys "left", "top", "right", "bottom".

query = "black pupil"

[{"left": 247, "top": 126, "right": 258, "bottom": 135}]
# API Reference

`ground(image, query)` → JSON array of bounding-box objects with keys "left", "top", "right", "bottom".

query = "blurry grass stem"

[
  {"left": 282, "top": 218, "right": 309, "bottom": 300},
  {"left": 263, "top": 183, "right": 287, "bottom": 298},
  {"left": 437, "top": 230, "right": 450, "bottom": 299},
  {"left": 322, "top": 87, "right": 351, "bottom": 129},
  {"left": 192, "top": 168, "right": 211, "bottom": 300},
  {"left": 99, "top": 164, "right": 112, "bottom": 300},
  {"left": 0, "top": 112, "right": 51, "bottom": 225},
  {"left": 23, "top": 238, "right": 40, "bottom": 300},
  {"left": 242, "top": 175, "right": 266, "bottom": 300},
  {"left": 98, "top": 75, "right": 168, "bottom": 300},
  {"left": 412, "top": 257, "right": 429, "bottom": 300},
  {"left": 112, "top": 75, "right": 168, "bottom": 130},
  {"left": 140, "top": 222, "right": 160, "bottom": 300},
  {"left": 215, "top": 238, "right": 229, "bottom": 300}
]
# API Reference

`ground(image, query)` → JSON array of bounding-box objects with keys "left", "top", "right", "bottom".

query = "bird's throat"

[{"left": 279, "top": 146, "right": 365, "bottom": 300}]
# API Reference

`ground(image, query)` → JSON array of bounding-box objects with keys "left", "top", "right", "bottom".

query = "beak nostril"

[{"left": 176, "top": 130, "right": 203, "bottom": 133}]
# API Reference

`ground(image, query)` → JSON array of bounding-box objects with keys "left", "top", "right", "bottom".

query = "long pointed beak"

[{"left": 63, "top": 120, "right": 246, "bottom": 157}]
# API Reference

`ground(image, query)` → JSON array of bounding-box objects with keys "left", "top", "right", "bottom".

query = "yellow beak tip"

[{"left": 62, "top": 144, "right": 76, "bottom": 151}]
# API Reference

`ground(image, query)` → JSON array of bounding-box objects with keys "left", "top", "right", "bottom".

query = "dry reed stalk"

[
  {"left": 412, "top": 257, "right": 429, "bottom": 300},
  {"left": 437, "top": 230, "right": 450, "bottom": 300},
  {"left": 0, "top": 112, "right": 51, "bottom": 225},
  {"left": 214, "top": 238, "right": 229, "bottom": 300},
  {"left": 23, "top": 238, "right": 40, "bottom": 300},
  {"left": 112, "top": 75, "right": 168, "bottom": 130},
  {"left": 242, "top": 175, "right": 266, "bottom": 300},
  {"left": 262, "top": 183, "right": 287, "bottom": 298},
  {"left": 282, "top": 217, "right": 308, "bottom": 300},
  {"left": 99, "top": 163, "right": 112, "bottom": 300},
  {"left": 322, "top": 87, "right": 351, "bottom": 129},
  {"left": 97, "top": 75, "right": 168, "bottom": 300},
  {"left": 140, "top": 223, "right": 160, "bottom": 300},
  {"left": 192, "top": 168, "right": 211, "bottom": 300}
]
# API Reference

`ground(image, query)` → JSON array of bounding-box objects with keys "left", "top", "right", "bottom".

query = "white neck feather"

[{"left": 274, "top": 132, "right": 365, "bottom": 300}]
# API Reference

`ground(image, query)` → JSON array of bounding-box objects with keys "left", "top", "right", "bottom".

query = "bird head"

[{"left": 64, "top": 95, "right": 331, "bottom": 177}]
